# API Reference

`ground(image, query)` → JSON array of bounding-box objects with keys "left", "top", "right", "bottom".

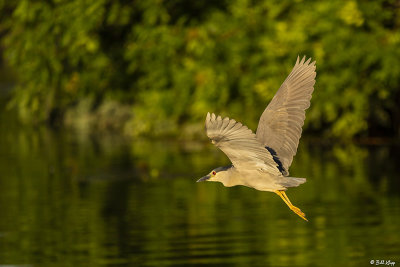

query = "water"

[{"left": 0, "top": 114, "right": 399, "bottom": 266}]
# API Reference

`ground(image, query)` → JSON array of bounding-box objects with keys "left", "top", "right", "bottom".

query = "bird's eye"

[{"left": 212, "top": 171, "right": 216, "bottom": 176}]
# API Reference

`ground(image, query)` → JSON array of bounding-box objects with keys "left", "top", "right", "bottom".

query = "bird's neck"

[{"left": 219, "top": 167, "right": 242, "bottom": 187}]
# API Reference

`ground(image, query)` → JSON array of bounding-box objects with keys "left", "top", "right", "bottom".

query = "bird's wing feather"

[
  {"left": 205, "top": 112, "right": 282, "bottom": 176},
  {"left": 256, "top": 56, "right": 316, "bottom": 175}
]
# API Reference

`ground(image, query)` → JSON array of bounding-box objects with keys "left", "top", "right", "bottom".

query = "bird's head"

[{"left": 197, "top": 166, "right": 231, "bottom": 183}]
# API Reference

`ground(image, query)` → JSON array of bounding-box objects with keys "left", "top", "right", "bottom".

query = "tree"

[{"left": 1, "top": 0, "right": 400, "bottom": 138}]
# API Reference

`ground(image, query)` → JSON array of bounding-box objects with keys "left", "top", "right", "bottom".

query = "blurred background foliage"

[{"left": 1, "top": 0, "right": 400, "bottom": 139}]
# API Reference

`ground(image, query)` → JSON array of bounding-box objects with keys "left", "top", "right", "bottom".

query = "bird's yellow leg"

[{"left": 275, "top": 190, "right": 308, "bottom": 221}]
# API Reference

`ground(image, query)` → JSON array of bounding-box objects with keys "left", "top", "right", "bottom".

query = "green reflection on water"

[{"left": 0, "top": 116, "right": 399, "bottom": 266}]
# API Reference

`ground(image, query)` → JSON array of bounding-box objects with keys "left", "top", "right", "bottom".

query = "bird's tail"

[{"left": 279, "top": 177, "right": 306, "bottom": 188}]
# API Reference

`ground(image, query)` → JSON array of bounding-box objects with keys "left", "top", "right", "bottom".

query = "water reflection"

[{"left": 0, "top": 120, "right": 399, "bottom": 266}]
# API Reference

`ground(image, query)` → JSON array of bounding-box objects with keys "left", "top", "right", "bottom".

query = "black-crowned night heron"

[{"left": 197, "top": 56, "right": 316, "bottom": 221}]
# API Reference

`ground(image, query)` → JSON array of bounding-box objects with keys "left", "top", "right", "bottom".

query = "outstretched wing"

[
  {"left": 256, "top": 56, "right": 316, "bottom": 175},
  {"left": 205, "top": 112, "right": 282, "bottom": 176}
]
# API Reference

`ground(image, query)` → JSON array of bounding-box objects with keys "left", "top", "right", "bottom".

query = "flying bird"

[{"left": 197, "top": 56, "right": 316, "bottom": 221}]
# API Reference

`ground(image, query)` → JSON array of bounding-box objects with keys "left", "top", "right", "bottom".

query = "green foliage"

[{"left": 1, "top": 0, "right": 400, "bottom": 138}]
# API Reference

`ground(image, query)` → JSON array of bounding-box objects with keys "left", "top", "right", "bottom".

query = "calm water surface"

[{"left": 0, "top": 115, "right": 399, "bottom": 266}]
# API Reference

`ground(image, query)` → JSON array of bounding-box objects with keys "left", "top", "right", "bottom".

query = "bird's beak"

[{"left": 197, "top": 174, "right": 210, "bottom": 182}]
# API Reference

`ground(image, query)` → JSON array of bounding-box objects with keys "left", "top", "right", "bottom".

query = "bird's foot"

[
  {"left": 275, "top": 190, "right": 308, "bottom": 222},
  {"left": 290, "top": 205, "right": 308, "bottom": 222}
]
